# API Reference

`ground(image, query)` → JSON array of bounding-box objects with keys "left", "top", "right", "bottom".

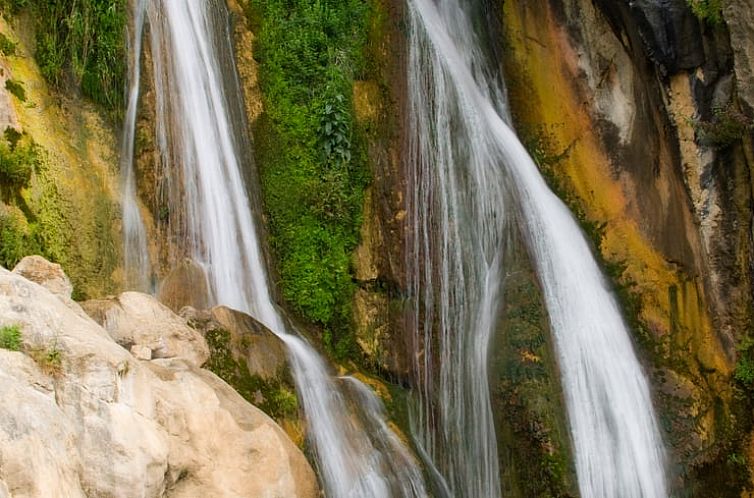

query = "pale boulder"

[{"left": 82, "top": 291, "right": 210, "bottom": 367}]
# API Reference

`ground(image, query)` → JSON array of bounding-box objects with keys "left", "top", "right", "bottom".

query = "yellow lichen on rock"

[{"left": 0, "top": 15, "right": 122, "bottom": 298}]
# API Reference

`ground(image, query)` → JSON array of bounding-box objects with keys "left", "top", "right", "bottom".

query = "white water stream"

[
  {"left": 121, "top": 1, "right": 428, "bottom": 496},
  {"left": 406, "top": 0, "right": 668, "bottom": 497}
]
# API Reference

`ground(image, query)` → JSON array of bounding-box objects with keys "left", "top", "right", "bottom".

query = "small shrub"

[
  {"left": 0, "top": 131, "right": 40, "bottom": 187},
  {"left": 5, "top": 78, "right": 25, "bottom": 101},
  {"left": 30, "top": 344, "right": 63, "bottom": 377},
  {"left": 687, "top": 0, "right": 724, "bottom": 25},
  {"left": 695, "top": 104, "right": 752, "bottom": 148},
  {"left": 0, "top": 324, "right": 21, "bottom": 350},
  {"left": 0, "top": 32, "right": 16, "bottom": 56},
  {"left": 0, "top": 204, "right": 38, "bottom": 268}
]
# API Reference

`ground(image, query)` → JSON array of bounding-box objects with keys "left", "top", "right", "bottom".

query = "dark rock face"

[{"left": 630, "top": 0, "right": 705, "bottom": 72}]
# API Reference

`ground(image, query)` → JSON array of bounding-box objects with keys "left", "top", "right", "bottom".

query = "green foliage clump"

[
  {"left": 0, "top": 128, "right": 40, "bottom": 187},
  {"left": 695, "top": 104, "right": 752, "bottom": 148},
  {"left": 4, "top": 78, "right": 24, "bottom": 101},
  {"left": 687, "top": 0, "right": 724, "bottom": 25},
  {"left": 3, "top": 0, "right": 127, "bottom": 113},
  {"left": 251, "top": 0, "right": 371, "bottom": 346},
  {"left": 734, "top": 336, "right": 754, "bottom": 388},
  {"left": 0, "top": 204, "right": 38, "bottom": 268},
  {"left": 0, "top": 32, "right": 17, "bottom": 56},
  {"left": 0, "top": 324, "right": 21, "bottom": 350}
]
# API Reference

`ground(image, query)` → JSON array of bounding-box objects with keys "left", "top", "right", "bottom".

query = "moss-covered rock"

[
  {"left": 0, "top": 15, "right": 121, "bottom": 298},
  {"left": 183, "top": 305, "right": 304, "bottom": 446},
  {"left": 492, "top": 234, "right": 577, "bottom": 498}
]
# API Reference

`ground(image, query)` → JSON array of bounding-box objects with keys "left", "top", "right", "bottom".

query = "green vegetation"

[
  {"left": 0, "top": 128, "right": 42, "bottom": 269},
  {"left": 695, "top": 104, "right": 752, "bottom": 148},
  {"left": 249, "top": 0, "right": 372, "bottom": 354},
  {"left": 0, "top": 324, "right": 21, "bottom": 350},
  {"left": 0, "top": 128, "right": 39, "bottom": 187},
  {"left": 1, "top": 0, "right": 127, "bottom": 114},
  {"left": 4, "top": 78, "right": 24, "bottom": 101},
  {"left": 734, "top": 336, "right": 754, "bottom": 387},
  {"left": 30, "top": 343, "right": 63, "bottom": 377},
  {"left": 0, "top": 32, "right": 17, "bottom": 56},
  {"left": 687, "top": 0, "right": 724, "bottom": 25}
]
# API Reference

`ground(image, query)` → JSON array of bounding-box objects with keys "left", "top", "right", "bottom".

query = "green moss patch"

[
  {"left": 492, "top": 242, "right": 578, "bottom": 498},
  {"left": 204, "top": 326, "right": 299, "bottom": 421}
]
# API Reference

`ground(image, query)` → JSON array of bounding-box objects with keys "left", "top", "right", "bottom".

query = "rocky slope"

[{"left": 0, "top": 256, "right": 318, "bottom": 498}]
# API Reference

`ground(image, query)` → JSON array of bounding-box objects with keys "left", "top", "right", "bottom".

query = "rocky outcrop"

[
  {"left": 350, "top": 0, "right": 412, "bottom": 377},
  {"left": 12, "top": 255, "right": 73, "bottom": 300},
  {"left": 723, "top": 0, "right": 754, "bottom": 114},
  {"left": 182, "top": 305, "right": 303, "bottom": 446},
  {"left": 82, "top": 292, "right": 210, "bottom": 367},
  {"left": 0, "top": 259, "right": 318, "bottom": 498},
  {"left": 183, "top": 305, "right": 288, "bottom": 380}
]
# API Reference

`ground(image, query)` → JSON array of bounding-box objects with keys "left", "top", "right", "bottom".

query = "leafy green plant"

[
  {"left": 0, "top": 324, "right": 21, "bottom": 350},
  {"left": 0, "top": 131, "right": 39, "bottom": 187},
  {"left": 0, "top": 32, "right": 16, "bottom": 56},
  {"left": 5, "top": 78, "right": 25, "bottom": 101},
  {"left": 320, "top": 93, "right": 352, "bottom": 165},
  {"left": 687, "top": 0, "right": 724, "bottom": 25},
  {"left": 6, "top": 0, "right": 126, "bottom": 115},
  {"left": 694, "top": 104, "right": 752, "bottom": 148}
]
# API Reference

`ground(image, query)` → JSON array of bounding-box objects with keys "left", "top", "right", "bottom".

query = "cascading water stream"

[
  {"left": 121, "top": 0, "right": 151, "bottom": 292},
  {"left": 406, "top": 1, "right": 668, "bottom": 497},
  {"left": 122, "top": 1, "right": 428, "bottom": 496}
]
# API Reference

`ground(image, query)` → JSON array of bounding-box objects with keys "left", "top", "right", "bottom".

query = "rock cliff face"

[
  {"left": 0, "top": 257, "right": 318, "bottom": 498},
  {"left": 499, "top": 0, "right": 754, "bottom": 494}
]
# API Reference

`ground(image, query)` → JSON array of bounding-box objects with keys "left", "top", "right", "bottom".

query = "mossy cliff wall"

[
  {"left": 226, "top": 0, "right": 411, "bottom": 377},
  {"left": 0, "top": 12, "right": 122, "bottom": 299},
  {"left": 500, "top": 0, "right": 754, "bottom": 494}
]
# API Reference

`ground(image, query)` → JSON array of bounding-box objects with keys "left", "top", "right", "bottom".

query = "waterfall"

[
  {"left": 406, "top": 1, "right": 669, "bottom": 497},
  {"left": 121, "top": 0, "right": 151, "bottom": 292},
  {"left": 121, "top": 0, "right": 428, "bottom": 496}
]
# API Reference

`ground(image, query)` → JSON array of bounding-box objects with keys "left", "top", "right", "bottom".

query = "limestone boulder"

[
  {"left": 82, "top": 291, "right": 210, "bottom": 367},
  {"left": 12, "top": 255, "right": 73, "bottom": 300},
  {"left": 0, "top": 265, "right": 318, "bottom": 498}
]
